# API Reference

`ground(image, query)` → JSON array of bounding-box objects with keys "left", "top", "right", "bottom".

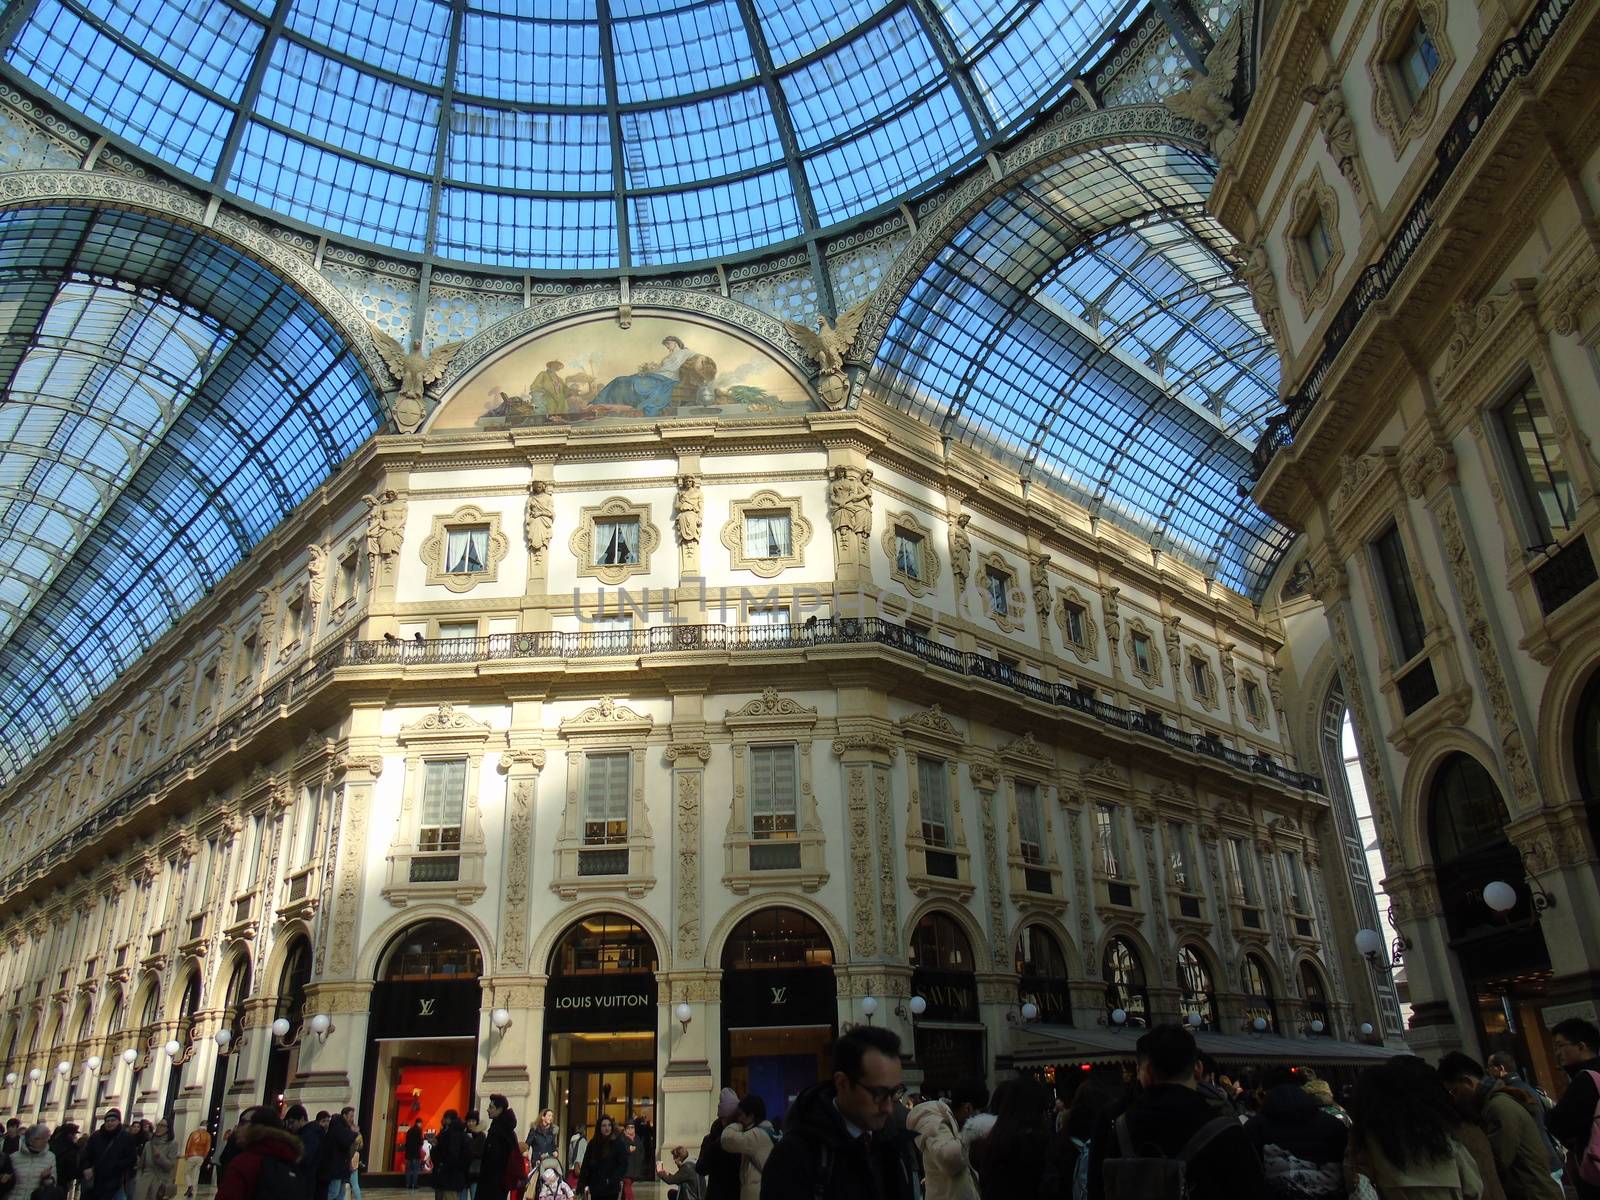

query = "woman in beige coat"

[
  {"left": 134, "top": 1118, "right": 180, "bottom": 1200},
  {"left": 906, "top": 1099, "right": 980, "bottom": 1200}
]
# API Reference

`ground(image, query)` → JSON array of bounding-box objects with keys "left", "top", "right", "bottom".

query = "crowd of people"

[{"left": 0, "top": 1014, "right": 1596, "bottom": 1200}]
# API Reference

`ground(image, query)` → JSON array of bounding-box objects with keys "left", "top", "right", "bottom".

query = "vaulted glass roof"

[
  {"left": 869, "top": 141, "right": 1293, "bottom": 596},
  {"left": 1, "top": 0, "right": 1136, "bottom": 270},
  {"left": 0, "top": 207, "right": 381, "bottom": 784}
]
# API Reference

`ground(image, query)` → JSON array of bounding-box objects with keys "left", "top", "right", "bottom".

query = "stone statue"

[
  {"left": 674, "top": 474, "right": 703, "bottom": 545},
  {"left": 784, "top": 295, "right": 872, "bottom": 409},
  {"left": 306, "top": 545, "right": 326, "bottom": 604},
  {"left": 828, "top": 466, "right": 873, "bottom": 548},
  {"left": 1030, "top": 553, "right": 1052, "bottom": 618},
  {"left": 948, "top": 511, "right": 972, "bottom": 594},
  {"left": 1162, "top": 16, "right": 1243, "bottom": 160},
  {"left": 370, "top": 326, "right": 468, "bottom": 433},
  {"left": 1233, "top": 241, "right": 1286, "bottom": 351},
  {"left": 525, "top": 479, "right": 554, "bottom": 559},
  {"left": 1303, "top": 82, "right": 1361, "bottom": 194},
  {"left": 362, "top": 490, "right": 405, "bottom": 570}
]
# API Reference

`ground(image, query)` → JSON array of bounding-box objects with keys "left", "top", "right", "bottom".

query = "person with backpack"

[
  {"left": 906, "top": 1096, "right": 979, "bottom": 1200},
  {"left": 1549, "top": 1017, "right": 1600, "bottom": 1200},
  {"left": 967, "top": 1077, "right": 1057, "bottom": 1200},
  {"left": 1438, "top": 1052, "right": 1562, "bottom": 1200},
  {"left": 81, "top": 1108, "right": 140, "bottom": 1200},
  {"left": 719, "top": 1095, "right": 778, "bottom": 1200},
  {"left": 215, "top": 1109, "right": 305, "bottom": 1200},
  {"left": 1051, "top": 1073, "right": 1122, "bottom": 1200},
  {"left": 757, "top": 1025, "right": 921, "bottom": 1200},
  {"left": 1085, "top": 1023, "right": 1266, "bottom": 1200},
  {"left": 695, "top": 1091, "right": 742, "bottom": 1200},
  {"left": 1243, "top": 1067, "right": 1347, "bottom": 1200}
]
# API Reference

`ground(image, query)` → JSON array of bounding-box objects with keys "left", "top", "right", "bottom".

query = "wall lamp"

[
  {"left": 1005, "top": 1000, "right": 1040, "bottom": 1026},
  {"left": 895, "top": 996, "right": 927, "bottom": 1021},
  {"left": 1300, "top": 1019, "right": 1327, "bottom": 1036},
  {"left": 272, "top": 1014, "right": 334, "bottom": 1046},
  {"left": 214, "top": 1028, "right": 245, "bottom": 1056},
  {"left": 1355, "top": 927, "right": 1404, "bottom": 971},
  {"left": 674, "top": 1003, "right": 693, "bottom": 1035},
  {"left": 490, "top": 1008, "right": 513, "bottom": 1036},
  {"left": 1100, "top": 1007, "right": 1145, "bottom": 1029},
  {"left": 121, "top": 1048, "right": 140, "bottom": 1069},
  {"left": 1244, "top": 1017, "right": 1270, "bottom": 1036},
  {"left": 1484, "top": 879, "right": 1556, "bottom": 918},
  {"left": 843, "top": 996, "right": 879, "bottom": 1032}
]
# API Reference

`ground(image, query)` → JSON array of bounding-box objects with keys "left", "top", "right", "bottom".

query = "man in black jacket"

[
  {"left": 319, "top": 1107, "right": 359, "bottom": 1200},
  {"left": 1550, "top": 1016, "right": 1600, "bottom": 1200},
  {"left": 759, "top": 1025, "right": 919, "bottom": 1200},
  {"left": 80, "top": 1108, "right": 139, "bottom": 1200},
  {"left": 1244, "top": 1068, "right": 1347, "bottom": 1199},
  {"left": 1086, "top": 1024, "right": 1267, "bottom": 1200},
  {"left": 477, "top": 1094, "right": 518, "bottom": 1200}
]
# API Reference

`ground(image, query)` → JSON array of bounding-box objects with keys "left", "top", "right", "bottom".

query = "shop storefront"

[
  {"left": 542, "top": 914, "right": 658, "bottom": 1143},
  {"left": 357, "top": 920, "right": 483, "bottom": 1175},
  {"left": 1015, "top": 925, "right": 1072, "bottom": 1026},
  {"left": 909, "top": 912, "right": 984, "bottom": 1094},
  {"left": 720, "top": 908, "right": 836, "bottom": 1123}
]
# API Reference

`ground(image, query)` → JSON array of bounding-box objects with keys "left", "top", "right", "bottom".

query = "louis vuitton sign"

[
  {"left": 545, "top": 973, "right": 658, "bottom": 1033},
  {"left": 721, "top": 967, "right": 836, "bottom": 1030}
]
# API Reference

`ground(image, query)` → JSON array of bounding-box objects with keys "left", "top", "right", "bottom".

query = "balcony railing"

[{"left": 1252, "top": 0, "right": 1580, "bottom": 479}]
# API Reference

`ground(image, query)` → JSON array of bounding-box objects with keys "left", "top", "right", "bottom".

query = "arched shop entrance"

[
  {"left": 262, "top": 938, "right": 311, "bottom": 1106},
  {"left": 909, "top": 912, "right": 983, "bottom": 1094},
  {"left": 205, "top": 958, "right": 250, "bottom": 1162},
  {"left": 1428, "top": 753, "right": 1554, "bottom": 1083},
  {"left": 1576, "top": 670, "right": 1600, "bottom": 857},
  {"left": 543, "top": 914, "right": 658, "bottom": 1144},
  {"left": 1015, "top": 925, "right": 1072, "bottom": 1026},
  {"left": 720, "top": 907, "right": 837, "bottom": 1124},
  {"left": 360, "top": 919, "right": 484, "bottom": 1175}
]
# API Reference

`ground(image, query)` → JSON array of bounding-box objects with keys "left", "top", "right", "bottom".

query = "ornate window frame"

[
  {"left": 1054, "top": 586, "right": 1099, "bottom": 663},
  {"left": 899, "top": 706, "right": 973, "bottom": 899},
  {"left": 383, "top": 704, "right": 490, "bottom": 905},
  {"left": 553, "top": 698, "right": 656, "bottom": 898},
  {"left": 421, "top": 505, "right": 510, "bottom": 593},
  {"left": 720, "top": 688, "right": 827, "bottom": 893},
  {"left": 978, "top": 552, "right": 1026, "bottom": 633},
  {"left": 1239, "top": 671, "right": 1270, "bottom": 732},
  {"left": 1284, "top": 172, "right": 1343, "bottom": 316},
  {"left": 1000, "top": 733, "right": 1062, "bottom": 902},
  {"left": 1367, "top": 0, "right": 1454, "bottom": 155},
  {"left": 1186, "top": 650, "right": 1219, "bottom": 711},
  {"left": 1125, "top": 617, "right": 1163, "bottom": 688},
  {"left": 883, "top": 510, "right": 940, "bottom": 597},
  {"left": 570, "top": 497, "right": 661, "bottom": 586},
  {"left": 330, "top": 537, "right": 362, "bottom": 620},
  {"left": 720, "top": 490, "right": 813, "bottom": 578}
]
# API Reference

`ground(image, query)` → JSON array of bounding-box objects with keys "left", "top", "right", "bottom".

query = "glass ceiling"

[
  {"left": 1, "top": 0, "right": 1136, "bottom": 270},
  {"left": 0, "top": 207, "right": 381, "bottom": 786},
  {"left": 869, "top": 141, "right": 1293, "bottom": 596}
]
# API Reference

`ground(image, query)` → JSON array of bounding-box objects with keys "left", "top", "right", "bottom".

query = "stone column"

[
  {"left": 969, "top": 762, "right": 1010, "bottom": 970},
  {"left": 321, "top": 742, "right": 384, "bottom": 981},
  {"left": 659, "top": 969, "right": 716, "bottom": 1155},
  {"left": 495, "top": 727, "right": 546, "bottom": 978},
  {"left": 1386, "top": 871, "right": 1475, "bottom": 1058},
  {"left": 479, "top": 977, "right": 540, "bottom": 1121},
  {"left": 1509, "top": 810, "right": 1600, "bottom": 1018},
  {"left": 290, "top": 980, "right": 372, "bottom": 1112},
  {"left": 831, "top": 728, "right": 899, "bottom": 965}
]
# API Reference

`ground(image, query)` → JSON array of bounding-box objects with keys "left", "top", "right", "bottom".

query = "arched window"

[
  {"left": 910, "top": 912, "right": 974, "bottom": 972},
  {"left": 1177, "top": 945, "right": 1215, "bottom": 1030},
  {"left": 381, "top": 919, "right": 484, "bottom": 981},
  {"left": 1429, "top": 754, "right": 1509, "bottom": 864},
  {"left": 1015, "top": 925, "right": 1072, "bottom": 1025},
  {"left": 1576, "top": 671, "right": 1600, "bottom": 853},
  {"left": 1242, "top": 954, "right": 1278, "bottom": 1032},
  {"left": 1300, "top": 961, "right": 1330, "bottom": 1034},
  {"left": 723, "top": 908, "right": 834, "bottom": 970},
  {"left": 549, "top": 914, "right": 657, "bottom": 976},
  {"left": 1102, "top": 937, "right": 1148, "bottom": 1023}
]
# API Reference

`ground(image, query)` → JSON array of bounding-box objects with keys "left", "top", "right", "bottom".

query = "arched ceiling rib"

[
  {"left": 0, "top": 206, "right": 383, "bottom": 786},
  {"left": 867, "top": 140, "right": 1294, "bottom": 597}
]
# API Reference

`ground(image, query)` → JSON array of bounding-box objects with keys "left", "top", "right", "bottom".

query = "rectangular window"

[
  {"left": 1096, "top": 804, "right": 1124, "bottom": 877},
  {"left": 195, "top": 666, "right": 216, "bottom": 716},
  {"left": 242, "top": 814, "right": 264, "bottom": 889},
  {"left": 917, "top": 755, "right": 950, "bottom": 847},
  {"left": 437, "top": 621, "right": 478, "bottom": 641},
  {"left": 750, "top": 744, "right": 799, "bottom": 841},
  {"left": 1190, "top": 659, "right": 1210, "bottom": 699},
  {"left": 1500, "top": 381, "right": 1577, "bottom": 544},
  {"left": 1167, "top": 821, "right": 1194, "bottom": 891},
  {"left": 1063, "top": 601, "right": 1087, "bottom": 646},
  {"left": 1282, "top": 850, "right": 1308, "bottom": 912},
  {"left": 285, "top": 594, "right": 305, "bottom": 645},
  {"left": 297, "top": 786, "right": 321, "bottom": 866},
  {"left": 894, "top": 528, "right": 923, "bottom": 579},
  {"left": 1015, "top": 780, "right": 1043, "bottom": 865},
  {"left": 595, "top": 519, "right": 640, "bottom": 566},
  {"left": 744, "top": 512, "right": 793, "bottom": 558},
  {"left": 985, "top": 568, "right": 1010, "bottom": 615},
  {"left": 747, "top": 607, "right": 792, "bottom": 627},
  {"left": 1372, "top": 524, "right": 1427, "bottom": 662},
  {"left": 445, "top": 526, "right": 490, "bottom": 574},
  {"left": 1131, "top": 633, "right": 1153, "bottom": 675},
  {"left": 1304, "top": 210, "right": 1334, "bottom": 277},
  {"left": 589, "top": 615, "right": 632, "bottom": 651},
  {"left": 583, "top": 752, "right": 630, "bottom": 845},
  {"left": 1396, "top": 15, "right": 1439, "bottom": 105},
  {"left": 337, "top": 554, "right": 358, "bottom": 605},
  {"left": 236, "top": 632, "right": 257, "bottom": 680},
  {"left": 1228, "top": 837, "right": 1258, "bottom": 905},
  {"left": 1243, "top": 679, "right": 1264, "bottom": 722},
  {"left": 418, "top": 759, "right": 467, "bottom": 852}
]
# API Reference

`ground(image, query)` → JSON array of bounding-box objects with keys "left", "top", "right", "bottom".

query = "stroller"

[{"left": 531, "top": 1162, "right": 576, "bottom": 1200}]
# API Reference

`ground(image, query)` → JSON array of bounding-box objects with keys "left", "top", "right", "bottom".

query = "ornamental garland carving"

[
  {"left": 675, "top": 767, "right": 703, "bottom": 963},
  {"left": 726, "top": 688, "right": 818, "bottom": 719},
  {"left": 979, "top": 791, "right": 1008, "bottom": 968},
  {"left": 874, "top": 770, "right": 900, "bottom": 956},
  {"left": 399, "top": 704, "right": 492, "bottom": 741},
  {"left": 883, "top": 509, "right": 940, "bottom": 597},
  {"left": 847, "top": 766, "right": 876, "bottom": 957},
  {"left": 898, "top": 704, "right": 963, "bottom": 743},
  {"left": 499, "top": 771, "right": 536, "bottom": 972},
  {"left": 720, "top": 489, "right": 812, "bottom": 578},
  {"left": 559, "top": 696, "right": 654, "bottom": 734}
]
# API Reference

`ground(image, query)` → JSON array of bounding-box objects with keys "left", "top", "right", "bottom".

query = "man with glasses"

[
  {"left": 758, "top": 1026, "right": 919, "bottom": 1199},
  {"left": 1549, "top": 1017, "right": 1600, "bottom": 1200}
]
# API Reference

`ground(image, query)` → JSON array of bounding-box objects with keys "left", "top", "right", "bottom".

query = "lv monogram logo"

[
  {"left": 418, "top": 998, "right": 437, "bottom": 1017},
  {"left": 769, "top": 987, "right": 787, "bottom": 1005}
]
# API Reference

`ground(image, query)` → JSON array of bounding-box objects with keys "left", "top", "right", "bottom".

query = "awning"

[{"left": 1010, "top": 1024, "right": 1396, "bottom": 1067}]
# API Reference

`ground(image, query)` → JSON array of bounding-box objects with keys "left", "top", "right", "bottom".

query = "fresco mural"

[{"left": 430, "top": 316, "right": 817, "bottom": 430}]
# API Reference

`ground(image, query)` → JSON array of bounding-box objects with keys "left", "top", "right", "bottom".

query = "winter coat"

[
  {"left": 216, "top": 1124, "right": 304, "bottom": 1200},
  {"left": 404, "top": 1122, "right": 424, "bottom": 1163},
  {"left": 659, "top": 1159, "right": 705, "bottom": 1200},
  {"left": 296, "top": 1121, "right": 325, "bottom": 1195},
  {"left": 906, "top": 1101, "right": 980, "bottom": 1200},
  {"left": 321, "top": 1116, "right": 357, "bottom": 1184},
  {"left": 964, "top": 1116, "right": 1057, "bottom": 1200},
  {"left": 82, "top": 1125, "right": 140, "bottom": 1200},
  {"left": 48, "top": 1129, "right": 80, "bottom": 1186},
  {"left": 133, "top": 1136, "right": 179, "bottom": 1200},
  {"left": 758, "top": 1081, "right": 920, "bottom": 1200},
  {"left": 479, "top": 1108, "right": 519, "bottom": 1194},
  {"left": 1549, "top": 1058, "right": 1600, "bottom": 1200},
  {"left": 1086, "top": 1083, "right": 1269, "bottom": 1200},
  {"left": 11, "top": 1142, "right": 59, "bottom": 1196},
  {"left": 721, "top": 1120, "right": 779, "bottom": 1200},
  {"left": 1245, "top": 1083, "right": 1349, "bottom": 1200},
  {"left": 1463, "top": 1082, "right": 1563, "bottom": 1200},
  {"left": 578, "top": 1133, "right": 630, "bottom": 1200},
  {"left": 1353, "top": 1134, "right": 1485, "bottom": 1200},
  {"left": 527, "top": 1121, "right": 559, "bottom": 1163},
  {"left": 696, "top": 1121, "right": 742, "bottom": 1200},
  {"left": 431, "top": 1120, "right": 470, "bottom": 1191}
]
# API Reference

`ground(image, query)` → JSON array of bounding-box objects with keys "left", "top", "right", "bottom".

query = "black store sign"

[
  {"left": 545, "top": 973, "right": 659, "bottom": 1033},
  {"left": 721, "top": 968, "right": 836, "bottom": 1028},
  {"left": 915, "top": 1027, "right": 986, "bottom": 1091},
  {"left": 1018, "top": 976, "right": 1071, "bottom": 1024},
  {"left": 912, "top": 970, "right": 978, "bottom": 1022},
  {"left": 369, "top": 979, "right": 484, "bottom": 1039}
]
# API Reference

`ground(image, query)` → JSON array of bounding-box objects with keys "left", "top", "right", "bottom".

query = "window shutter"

[
  {"left": 750, "top": 747, "right": 776, "bottom": 817},
  {"left": 422, "top": 760, "right": 466, "bottom": 828}
]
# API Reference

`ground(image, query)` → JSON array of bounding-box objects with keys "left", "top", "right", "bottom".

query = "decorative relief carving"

[
  {"left": 499, "top": 771, "right": 536, "bottom": 973},
  {"left": 727, "top": 688, "right": 817, "bottom": 719},
  {"left": 898, "top": 705, "right": 963, "bottom": 742},
  {"left": 1161, "top": 15, "right": 1243, "bottom": 160},
  {"left": 1400, "top": 444, "right": 1454, "bottom": 500},
  {"left": 1435, "top": 292, "right": 1510, "bottom": 385},
  {"left": 980, "top": 791, "right": 1008, "bottom": 968},
  {"left": 370, "top": 327, "right": 467, "bottom": 432},
  {"left": 1285, "top": 171, "right": 1344, "bottom": 316},
  {"left": 1550, "top": 264, "right": 1598, "bottom": 337},
  {"left": 1100, "top": 586, "right": 1122, "bottom": 670},
  {"left": 874, "top": 770, "right": 899, "bottom": 956},
  {"left": 829, "top": 467, "right": 874, "bottom": 556},
  {"left": 1233, "top": 241, "right": 1286, "bottom": 350},
  {"left": 847, "top": 767, "right": 876, "bottom": 957},
  {"left": 1029, "top": 553, "right": 1052, "bottom": 620},
  {"left": 782, "top": 295, "right": 871, "bottom": 410},
  {"left": 1054, "top": 585, "right": 1100, "bottom": 663},
  {"left": 362, "top": 490, "right": 405, "bottom": 586},
  {"left": 673, "top": 475, "right": 703, "bottom": 546},
  {"left": 1303, "top": 79, "right": 1363, "bottom": 198},
  {"left": 1367, "top": 0, "right": 1455, "bottom": 155},
  {"left": 1125, "top": 617, "right": 1163, "bottom": 689},
  {"left": 675, "top": 767, "right": 703, "bottom": 963},
  {"left": 560, "top": 696, "right": 654, "bottom": 733},
  {"left": 975, "top": 551, "right": 1026, "bottom": 633},
  {"left": 524, "top": 480, "right": 554, "bottom": 561},
  {"left": 948, "top": 510, "right": 972, "bottom": 608}
]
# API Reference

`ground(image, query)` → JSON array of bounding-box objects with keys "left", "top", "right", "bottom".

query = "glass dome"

[{"left": 4, "top": 0, "right": 1135, "bottom": 270}]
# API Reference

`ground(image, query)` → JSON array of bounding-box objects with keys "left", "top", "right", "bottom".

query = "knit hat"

[
  {"left": 1303, "top": 1079, "right": 1335, "bottom": 1104},
  {"left": 717, "top": 1088, "right": 740, "bottom": 1121}
]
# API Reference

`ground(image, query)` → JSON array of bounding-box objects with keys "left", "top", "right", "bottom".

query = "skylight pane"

[
  {"left": 754, "top": 0, "right": 881, "bottom": 65},
  {"left": 782, "top": 8, "right": 943, "bottom": 150},
  {"left": 805, "top": 87, "right": 970, "bottom": 224},
  {"left": 285, "top": 0, "right": 452, "bottom": 86},
  {"left": 458, "top": 10, "right": 604, "bottom": 105},
  {"left": 619, "top": 88, "right": 784, "bottom": 189},
  {"left": 631, "top": 169, "right": 802, "bottom": 265},
  {"left": 970, "top": 0, "right": 1125, "bottom": 120},
  {"left": 450, "top": 107, "right": 611, "bottom": 192},
  {"left": 609, "top": 0, "right": 754, "bottom": 103},
  {"left": 76, "top": 0, "right": 263, "bottom": 99},
  {"left": 436, "top": 189, "right": 619, "bottom": 270}
]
